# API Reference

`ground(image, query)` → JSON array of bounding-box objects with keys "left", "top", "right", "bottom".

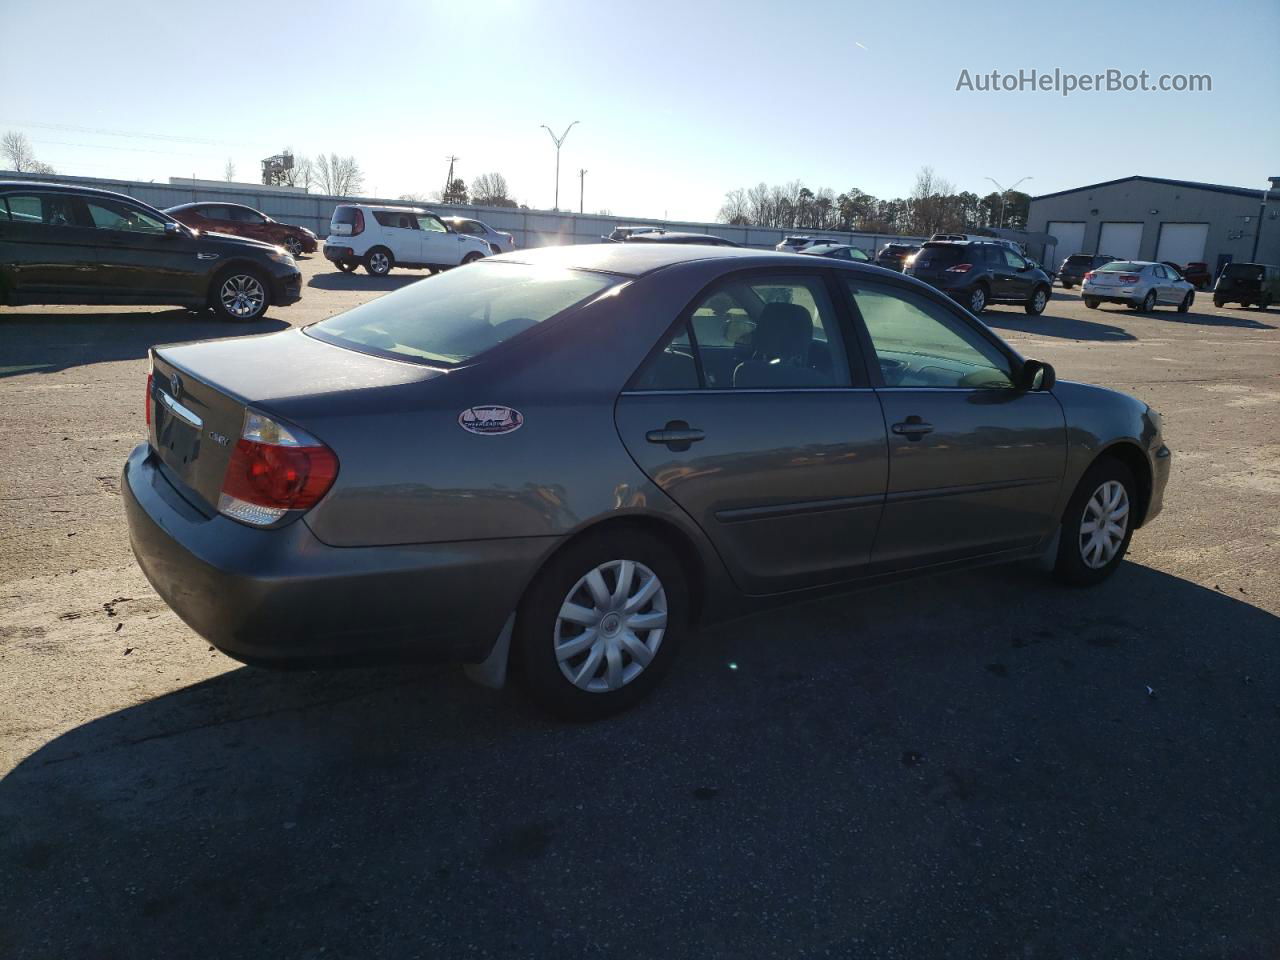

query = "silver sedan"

[{"left": 1082, "top": 260, "right": 1195, "bottom": 312}]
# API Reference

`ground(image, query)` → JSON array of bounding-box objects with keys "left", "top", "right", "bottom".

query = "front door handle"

[
  {"left": 891, "top": 416, "right": 933, "bottom": 440},
  {"left": 645, "top": 420, "right": 705, "bottom": 452}
]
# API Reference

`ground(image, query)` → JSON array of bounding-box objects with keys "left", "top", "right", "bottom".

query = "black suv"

[
  {"left": 906, "top": 240, "right": 1053, "bottom": 315},
  {"left": 1058, "top": 254, "right": 1116, "bottom": 289},
  {"left": 0, "top": 181, "right": 302, "bottom": 321},
  {"left": 874, "top": 243, "right": 920, "bottom": 272}
]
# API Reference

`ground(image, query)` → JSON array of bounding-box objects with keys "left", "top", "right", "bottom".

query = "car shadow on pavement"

[
  {"left": 2, "top": 562, "right": 1278, "bottom": 957},
  {"left": 0, "top": 310, "right": 290, "bottom": 379},
  {"left": 1158, "top": 309, "right": 1278, "bottom": 330},
  {"left": 307, "top": 272, "right": 429, "bottom": 293},
  {"left": 982, "top": 310, "right": 1137, "bottom": 341}
]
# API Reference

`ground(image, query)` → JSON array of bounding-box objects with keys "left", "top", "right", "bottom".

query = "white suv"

[{"left": 323, "top": 204, "right": 490, "bottom": 275}]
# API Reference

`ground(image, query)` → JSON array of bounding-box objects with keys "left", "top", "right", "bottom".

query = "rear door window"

[{"left": 4, "top": 193, "right": 79, "bottom": 226}]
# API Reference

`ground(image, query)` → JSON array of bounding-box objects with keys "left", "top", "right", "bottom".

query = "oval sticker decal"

[{"left": 459, "top": 405, "right": 524, "bottom": 436}]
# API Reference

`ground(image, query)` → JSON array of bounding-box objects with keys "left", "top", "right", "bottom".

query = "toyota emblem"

[{"left": 169, "top": 372, "right": 182, "bottom": 397}]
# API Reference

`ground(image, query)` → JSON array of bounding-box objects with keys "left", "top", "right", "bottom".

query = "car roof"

[
  {"left": 487, "top": 241, "right": 902, "bottom": 279},
  {"left": 624, "top": 232, "right": 731, "bottom": 243},
  {"left": 342, "top": 202, "right": 426, "bottom": 213},
  {"left": 0, "top": 179, "right": 149, "bottom": 204}
]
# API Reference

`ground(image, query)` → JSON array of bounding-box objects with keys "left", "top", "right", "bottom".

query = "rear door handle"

[
  {"left": 891, "top": 416, "right": 933, "bottom": 439},
  {"left": 645, "top": 420, "right": 705, "bottom": 451}
]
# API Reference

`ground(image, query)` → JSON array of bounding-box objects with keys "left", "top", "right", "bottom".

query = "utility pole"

[
  {"left": 984, "top": 175, "right": 1032, "bottom": 229},
  {"left": 578, "top": 168, "right": 587, "bottom": 214},
  {"left": 540, "top": 121, "right": 579, "bottom": 211},
  {"left": 443, "top": 155, "right": 458, "bottom": 200}
]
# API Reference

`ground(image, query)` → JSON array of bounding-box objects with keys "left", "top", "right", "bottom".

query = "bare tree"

[
  {"left": 283, "top": 153, "right": 314, "bottom": 190},
  {"left": 717, "top": 188, "right": 750, "bottom": 225},
  {"left": 2, "top": 130, "right": 54, "bottom": 174},
  {"left": 908, "top": 166, "right": 956, "bottom": 236},
  {"left": 223, "top": 158, "right": 236, "bottom": 182},
  {"left": 398, "top": 192, "right": 430, "bottom": 202},
  {"left": 315, "top": 154, "right": 365, "bottom": 196},
  {"left": 471, "top": 172, "right": 516, "bottom": 207}
]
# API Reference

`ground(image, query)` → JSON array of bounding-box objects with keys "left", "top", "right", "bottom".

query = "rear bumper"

[
  {"left": 1081, "top": 288, "right": 1139, "bottom": 305},
  {"left": 323, "top": 244, "right": 356, "bottom": 263},
  {"left": 122, "top": 443, "right": 553, "bottom": 666}
]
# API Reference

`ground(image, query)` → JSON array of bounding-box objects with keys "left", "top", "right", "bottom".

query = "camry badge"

[{"left": 458, "top": 405, "right": 524, "bottom": 436}]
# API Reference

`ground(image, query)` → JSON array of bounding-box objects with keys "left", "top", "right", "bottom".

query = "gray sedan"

[
  {"left": 1082, "top": 260, "right": 1195, "bottom": 312},
  {"left": 124, "top": 244, "right": 1170, "bottom": 718}
]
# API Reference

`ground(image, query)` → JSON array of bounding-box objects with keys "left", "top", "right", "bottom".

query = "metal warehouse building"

[{"left": 1028, "top": 175, "right": 1280, "bottom": 277}]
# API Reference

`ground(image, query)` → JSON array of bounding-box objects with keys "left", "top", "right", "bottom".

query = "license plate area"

[{"left": 155, "top": 391, "right": 204, "bottom": 469}]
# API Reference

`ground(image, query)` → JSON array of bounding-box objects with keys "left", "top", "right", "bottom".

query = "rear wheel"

[
  {"left": 210, "top": 267, "right": 269, "bottom": 322},
  {"left": 1054, "top": 458, "right": 1137, "bottom": 587},
  {"left": 1061, "top": 281, "right": 1074, "bottom": 290},
  {"left": 1213, "top": 295, "right": 1225, "bottom": 308},
  {"left": 1025, "top": 285, "right": 1049, "bottom": 315},
  {"left": 515, "top": 530, "right": 687, "bottom": 720},
  {"left": 335, "top": 259, "right": 357, "bottom": 273},
  {"left": 283, "top": 236, "right": 304, "bottom": 257},
  {"left": 1256, "top": 295, "right": 1271, "bottom": 311},
  {"left": 967, "top": 284, "right": 988, "bottom": 314},
  {"left": 364, "top": 247, "right": 393, "bottom": 276},
  {"left": 1139, "top": 290, "right": 1156, "bottom": 312},
  {"left": 1178, "top": 291, "right": 1193, "bottom": 313},
  {"left": 1084, "top": 296, "right": 1100, "bottom": 309}
]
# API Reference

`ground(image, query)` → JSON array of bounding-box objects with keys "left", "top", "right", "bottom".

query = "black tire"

[
  {"left": 1213, "top": 295, "right": 1225, "bottom": 308},
  {"left": 1084, "top": 296, "right": 1100, "bottom": 309},
  {"left": 364, "top": 247, "right": 393, "bottom": 276},
  {"left": 461, "top": 251, "right": 485, "bottom": 266},
  {"left": 1053, "top": 457, "right": 1137, "bottom": 587},
  {"left": 489, "top": 243, "right": 503, "bottom": 255},
  {"left": 1061, "top": 282, "right": 1074, "bottom": 290},
  {"left": 283, "top": 236, "right": 304, "bottom": 257},
  {"left": 1256, "top": 295, "right": 1271, "bottom": 311},
  {"left": 209, "top": 266, "right": 270, "bottom": 322},
  {"left": 515, "top": 530, "right": 688, "bottom": 720},
  {"left": 1139, "top": 290, "right": 1156, "bottom": 312},
  {"left": 967, "top": 284, "right": 988, "bottom": 314},
  {"left": 1177, "top": 291, "right": 1193, "bottom": 313},
  {"left": 335, "top": 259, "right": 357, "bottom": 273},
  {"left": 1025, "top": 285, "right": 1050, "bottom": 315}
]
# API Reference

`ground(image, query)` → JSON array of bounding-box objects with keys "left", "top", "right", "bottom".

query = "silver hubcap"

[
  {"left": 555, "top": 559, "right": 668, "bottom": 693},
  {"left": 370, "top": 252, "right": 389, "bottom": 273},
  {"left": 219, "top": 274, "right": 265, "bottom": 318},
  {"left": 971, "top": 289, "right": 985, "bottom": 311},
  {"left": 1033, "top": 290, "right": 1047, "bottom": 311},
  {"left": 1079, "top": 480, "right": 1129, "bottom": 569},
  {"left": 286, "top": 238, "right": 302, "bottom": 255}
]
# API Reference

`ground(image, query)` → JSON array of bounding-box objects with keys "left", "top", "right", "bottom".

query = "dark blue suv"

[{"left": 906, "top": 240, "right": 1053, "bottom": 315}]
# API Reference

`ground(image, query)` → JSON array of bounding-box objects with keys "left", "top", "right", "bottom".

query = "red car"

[
  {"left": 1181, "top": 261, "right": 1212, "bottom": 290},
  {"left": 164, "top": 202, "right": 317, "bottom": 257}
]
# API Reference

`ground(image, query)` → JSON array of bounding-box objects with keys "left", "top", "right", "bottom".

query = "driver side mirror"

[
  {"left": 163, "top": 221, "right": 184, "bottom": 237},
  {"left": 1020, "top": 358, "right": 1056, "bottom": 391}
]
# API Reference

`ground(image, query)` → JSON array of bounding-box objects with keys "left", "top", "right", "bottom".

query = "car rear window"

[
  {"left": 1223, "top": 263, "right": 1264, "bottom": 281},
  {"left": 332, "top": 206, "right": 360, "bottom": 225},
  {"left": 917, "top": 243, "right": 967, "bottom": 264},
  {"left": 1066, "top": 255, "right": 1094, "bottom": 265},
  {"left": 307, "top": 262, "right": 618, "bottom": 366},
  {"left": 1099, "top": 261, "right": 1144, "bottom": 272}
]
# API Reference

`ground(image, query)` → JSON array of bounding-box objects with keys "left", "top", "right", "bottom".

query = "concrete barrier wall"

[{"left": 1, "top": 170, "right": 924, "bottom": 255}]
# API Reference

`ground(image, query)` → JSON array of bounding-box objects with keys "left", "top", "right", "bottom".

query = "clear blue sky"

[{"left": 3, "top": 0, "right": 1276, "bottom": 221}]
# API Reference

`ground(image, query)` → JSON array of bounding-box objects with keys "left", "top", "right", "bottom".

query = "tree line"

[{"left": 717, "top": 166, "right": 1031, "bottom": 237}]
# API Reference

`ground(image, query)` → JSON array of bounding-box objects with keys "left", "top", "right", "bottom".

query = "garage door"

[
  {"left": 1045, "top": 221, "right": 1086, "bottom": 266},
  {"left": 1098, "top": 222, "right": 1143, "bottom": 260},
  {"left": 1155, "top": 223, "right": 1209, "bottom": 266}
]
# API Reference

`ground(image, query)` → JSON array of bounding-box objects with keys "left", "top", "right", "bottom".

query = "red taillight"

[
  {"left": 1084, "top": 271, "right": 1095, "bottom": 281},
  {"left": 145, "top": 372, "right": 152, "bottom": 426},
  {"left": 351, "top": 209, "right": 364, "bottom": 236},
  {"left": 945, "top": 263, "right": 973, "bottom": 273},
  {"left": 1120, "top": 274, "right": 1140, "bottom": 283},
  {"left": 217, "top": 411, "right": 338, "bottom": 525}
]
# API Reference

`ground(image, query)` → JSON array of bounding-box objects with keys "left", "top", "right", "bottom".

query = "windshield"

[
  {"left": 307, "top": 262, "right": 617, "bottom": 365},
  {"left": 1066, "top": 255, "right": 1094, "bottom": 265}
]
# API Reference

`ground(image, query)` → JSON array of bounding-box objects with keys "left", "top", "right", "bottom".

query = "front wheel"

[
  {"left": 516, "top": 531, "right": 687, "bottom": 720},
  {"left": 210, "top": 268, "right": 269, "bottom": 322},
  {"left": 1025, "top": 286, "right": 1049, "bottom": 315},
  {"left": 1178, "top": 291, "right": 1194, "bottom": 313},
  {"left": 364, "top": 247, "right": 393, "bottom": 276},
  {"left": 1053, "top": 458, "right": 1137, "bottom": 587},
  {"left": 283, "top": 236, "right": 304, "bottom": 257},
  {"left": 461, "top": 251, "right": 484, "bottom": 266},
  {"left": 1084, "top": 296, "right": 1100, "bottom": 309},
  {"left": 1061, "top": 282, "right": 1074, "bottom": 290}
]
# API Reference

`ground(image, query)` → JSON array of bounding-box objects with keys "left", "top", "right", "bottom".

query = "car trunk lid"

[{"left": 148, "top": 329, "right": 443, "bottom": 514}]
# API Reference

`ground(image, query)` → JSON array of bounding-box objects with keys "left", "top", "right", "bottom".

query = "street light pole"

[
  {"left": 984, "top": 175, "right": 1032, "bottom": 229},
  {"left": 540, "top": 121, "right": 579, "bottom": 211},
  {"left": 578, "top": 168, "right": 587, "bottom": 214}
]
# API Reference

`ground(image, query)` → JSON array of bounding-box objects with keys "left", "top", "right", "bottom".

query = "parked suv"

[
  {"left": 907, "top": 240, "right": 1053, "bottom": 315},
  {"left": 1213, "top": 262, "right": 1280, "bottom": 309},
  {"left": 165, "top": 202, "right": 317, "bottom": 257},
  {"left": 1058, "top": 254, "right": 1116, "bottom": 288},
  {"left": 323, "top": 204, "right": 490, "bottom": 275},
  {"left": 442, "top": 216, "right": 516, "bottom": 254},
  {"left": 875, "top": 243, "right": 921, "bottom": 272},
  {"left": 1181, "top": 261, "right": 1212, "bottom": 290},
  {"left": 0, "top": 181, "right": 301, "bottom": 321}
]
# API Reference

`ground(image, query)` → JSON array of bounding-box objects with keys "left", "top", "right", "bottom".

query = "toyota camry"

[{"left": 124, "top": 243, "right": 1170, "bottom": 718}]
